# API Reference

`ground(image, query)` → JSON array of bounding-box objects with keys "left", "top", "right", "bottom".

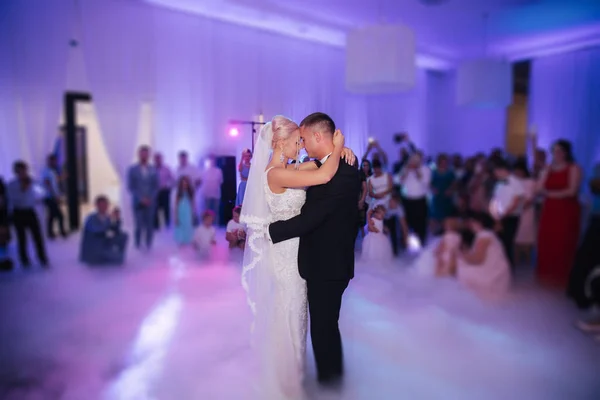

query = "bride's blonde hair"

[{"left": 271, "top": 115, "right": 298, "bottom": 149}]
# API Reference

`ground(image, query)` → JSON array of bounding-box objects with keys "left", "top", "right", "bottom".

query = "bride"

[{"left": 240, "top": 115, "right": 352, "bottom": 399}]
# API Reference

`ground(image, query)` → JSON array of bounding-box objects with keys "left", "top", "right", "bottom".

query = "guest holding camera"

[
  {"left": 399, "top": 151, "right": 431, "bottom": 246},
  {"left": 362, "top": 138, "right": 389, "bottom": 171},
  {"left": 392, "top": 133, "right": 417, "bottom": 175},
  {"left": 80, "top": 196, "right": 128, "bottom": 266}
]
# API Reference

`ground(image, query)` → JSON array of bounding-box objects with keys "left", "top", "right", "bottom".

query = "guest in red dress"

[{"left": 536, "top": 140, "right": 582, "bottom": 288}]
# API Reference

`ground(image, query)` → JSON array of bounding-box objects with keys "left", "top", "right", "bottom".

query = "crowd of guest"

[
  {"left": 358, "top": 135, "right": 600, "bottom": 306},
  {"left": 0, "top": 143, "right": 248, "bottom": 271},
  {"left": 1, "top": 132, "right": 598, "bottom": 332}
]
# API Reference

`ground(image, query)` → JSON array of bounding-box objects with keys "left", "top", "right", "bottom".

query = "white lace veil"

[{"left": 240, "top": 122, "right": 275, "bottom": 338}]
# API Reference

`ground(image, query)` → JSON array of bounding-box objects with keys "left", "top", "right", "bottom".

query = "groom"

[{"left": 268, "top": 112, "right": 360, "bottom": 385}]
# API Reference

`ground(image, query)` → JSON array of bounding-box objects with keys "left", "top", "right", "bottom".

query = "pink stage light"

[{"left": 229, "top": 128, "right": 239, "bottom": 137}]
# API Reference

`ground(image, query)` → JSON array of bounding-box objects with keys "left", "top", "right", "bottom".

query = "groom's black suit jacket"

[{"left": 269, "top": 157, "right": 360, "bottom": 281}]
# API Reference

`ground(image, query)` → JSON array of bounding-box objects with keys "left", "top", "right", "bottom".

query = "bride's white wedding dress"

[
  {"left": 257, "top": 167, "right": 308, "bottom": 399},
  {"left": 241, "top": 121, "right": 309, "bottom": 400}
]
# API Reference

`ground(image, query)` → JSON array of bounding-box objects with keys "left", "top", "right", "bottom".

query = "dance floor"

[{"left": 0, "top": 230, "right": 598, "bottom": 400}]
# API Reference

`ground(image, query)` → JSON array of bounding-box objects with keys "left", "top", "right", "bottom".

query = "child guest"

[
  {"left": 361, "top": 205, "right": 393, "bottom": 263},
  {"left": 174, "top": 176, "right": 195, "bottom": 246},
  {"left": 226, "top": 206, "right": 246, "bottom": 250},
  {"left": 194, "top": 210, "right": 217, "bottom": 258}
]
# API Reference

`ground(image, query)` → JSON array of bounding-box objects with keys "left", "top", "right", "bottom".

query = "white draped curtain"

[
  {"left": 151, "top": 10, "right": 367, "bottom": 166},
  {"left": 77, "top": 0, "right": 156, "bottom": 223},
  {"left": 530, "top": 47, "right": 600, "bottom": 180}
]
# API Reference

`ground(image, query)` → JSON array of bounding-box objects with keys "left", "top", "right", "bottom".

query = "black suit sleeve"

[{"left": 269, "top": 189, "right": 344, "bottom": 244}]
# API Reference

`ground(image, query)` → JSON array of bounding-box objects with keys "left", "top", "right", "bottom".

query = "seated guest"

[
  {"left": 226, "top": 206, "right": 246, "bottom": 250},
  {"left": 80, "top": 195, "right": 128, "bottom": 266},
  {"left": 414, "top": 215, "right": 462, "bottom": 277},
  {"left": 457, "top": 212, "right": 511, "bottom": 297}
]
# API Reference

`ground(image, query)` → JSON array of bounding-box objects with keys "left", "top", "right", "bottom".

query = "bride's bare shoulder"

[{"left": 266, "top": 166, "right": 287, "bottom": 194}]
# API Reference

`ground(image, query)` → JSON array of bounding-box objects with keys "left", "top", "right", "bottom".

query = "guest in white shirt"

[
  {"left": 200, "top": 156, "right": 224, "bottom": 225},
  {"left": 399, "top": 152, "right": 431, "bottom": 246},
  {"left": 225, "top": 205, "right": 246, "bottom": 250},
  {"left": 7, "top": 161, "right": 49, "bottom": 267},
  {"left": 153, "top": 152, "right": 174, "bottom": 229},
  {"left": 491, "top": 159, "right": 525, "bottom": 269},
  {"left": 176, "top": 151, "right": 201, "bottom": 188}
]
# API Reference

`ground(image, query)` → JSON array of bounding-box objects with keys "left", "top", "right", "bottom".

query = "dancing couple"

[{"left": 241, "top": 112, "right": 360, "bottom": 399}]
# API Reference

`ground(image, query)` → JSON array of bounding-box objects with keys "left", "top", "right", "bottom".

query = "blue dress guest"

[
  {"left": 80, "top": 196, "right": 128, "bottom": 266},
  {"left": 430, "top": 154, "right": 456, "bottom": 233},
  {"left": 6, "top": 161, "right": 49, "bottom": 268},
  {"left": 236, "top": 149, "right": 252, "bottom": 206},
  {"left": 174, "top": 176, "right": 195, "bottom": 245},
  {"left": 127, "top": 145, "right": 159, "bottom": 250}
]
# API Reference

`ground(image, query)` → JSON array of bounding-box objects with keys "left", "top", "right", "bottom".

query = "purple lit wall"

[
  {"left": 0, "top": 0, "right": 73, "bottom": 176},
  {"left": 529, "top": 46, "right": 600, "bottom": 178},
  {"left": 0, "top": 0, "right": 509, "bottom": 178},
  {"left": 425, "top": 71, "right": 507, "bottom": 156},
  {"left": 363, "top": 70, "right": 507, "bottom": 158}
]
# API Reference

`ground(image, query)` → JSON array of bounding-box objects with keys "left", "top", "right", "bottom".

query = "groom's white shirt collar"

[{"left": 320, "top": 153, "right": 332, "bottom": 164}]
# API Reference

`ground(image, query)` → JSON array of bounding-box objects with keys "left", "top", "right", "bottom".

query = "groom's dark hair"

[{"left": 300, "top": 112, "right": 335, "bottom": 136}]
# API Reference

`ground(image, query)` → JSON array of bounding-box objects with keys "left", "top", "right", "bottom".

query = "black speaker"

[{"left": 216, "top": 156, "right": 237, "bottom": 227}]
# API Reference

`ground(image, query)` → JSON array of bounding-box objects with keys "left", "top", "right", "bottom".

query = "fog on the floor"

[{"left": 0, "top": 230, "right": 598, "bottom": 400}]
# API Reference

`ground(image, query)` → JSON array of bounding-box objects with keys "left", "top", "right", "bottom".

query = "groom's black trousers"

[{"left": 307, "top": 279, "right": 349, "bottom": 382}]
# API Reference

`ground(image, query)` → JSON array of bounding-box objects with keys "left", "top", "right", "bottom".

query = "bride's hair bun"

[{"left": 271, "top": 116, "right": 299, "bottom": 146}]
